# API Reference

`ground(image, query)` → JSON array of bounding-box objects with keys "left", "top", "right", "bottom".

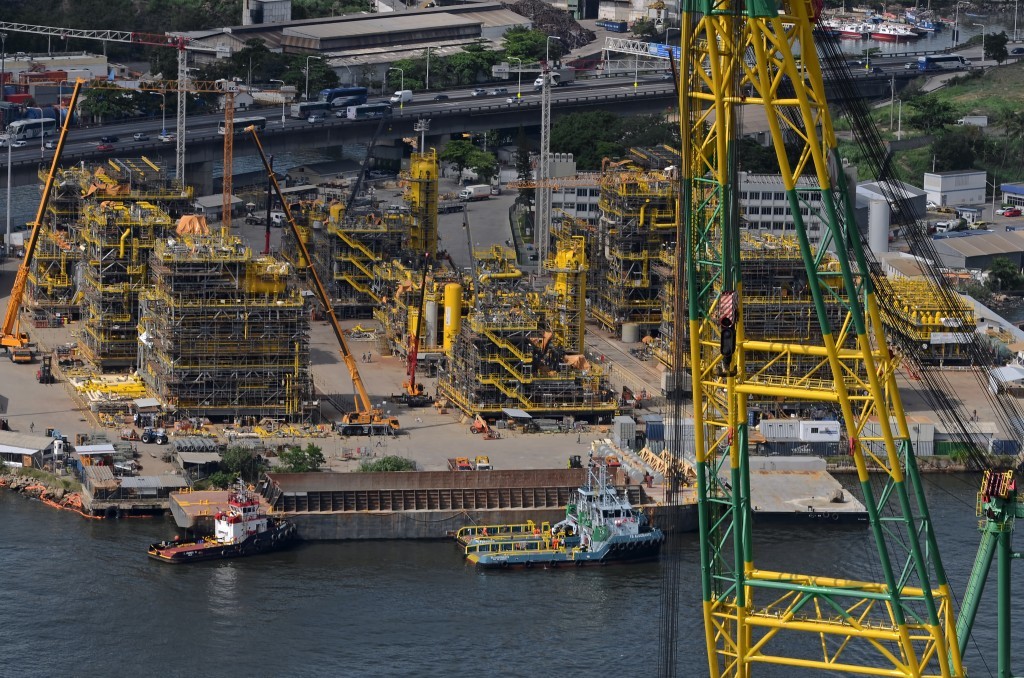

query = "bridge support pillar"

[{"left": 186, "top": 159, "right": 215, "bottom": 196}]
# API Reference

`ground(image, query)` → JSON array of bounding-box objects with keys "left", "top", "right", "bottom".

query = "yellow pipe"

[
  {"left": 119, "top": 228, "right": 130, "bottom": 258},
  {"left": 742, "top": 339, "right": 868, "bottom": 359}
]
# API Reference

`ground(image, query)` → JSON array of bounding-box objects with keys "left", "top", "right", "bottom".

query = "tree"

[
  {"left": 986, "top": 257, "right": 1024, "bottom": 292},
  {"left": 468, "top": 149, "right": 498, "bottom": 183},
  {"left": 79, "top": 88, "right": 139, "bottom": 122},
  {"left": 906, "top": 96, "right": 958, "bottom": 134},
  {"left": 439, "top": 139, "right": 478, "bottom": 177},
  {"left": 282, "top": 55, "right": 339, "bottom": 99},
  {"left": 930, "top": 128, "right": 978, "bottom": 171},
  {"left": 358, "top": 456, "right": 417, "bottom": 472},
  {"left": 985, "top": 31, "right": 1009, "bottom": 64},
  {"left": 221, "top": 446, "right": 268, "bottom": 483},
  {"left": 503, "top": 27, "right": 552, "bottom": 62},
  {"left": 278, "top": 443, "right": 326, "bottom": 473},
  {"left": 631, "top": 19, "right": 659, "bottom": 40},
  {"left": 550, "top": 111, "right": 677, "bottom": 169},
  {"left": 515, "top": 126, "right": 535, "bottom": 205}
]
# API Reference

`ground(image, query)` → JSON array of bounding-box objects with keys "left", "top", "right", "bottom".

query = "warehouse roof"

[
  {"left": 120, "top": 475, "right": 189, "bottom": 489},
  {"left": 0, "top": 431, "right": 56, "bottom": 454},
  {"left": 177, "top": 451, "right": 222, "bottom": 465},
  {"left": 932, "top": 231, "right": 1024, "bottom": 258}
]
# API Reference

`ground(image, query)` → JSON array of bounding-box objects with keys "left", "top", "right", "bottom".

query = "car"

[
  {"left": 870, "top": 66, "right": 884, "bottom": 74},
  {"left": 926, "top": 200, "right": 939, "bottom": 210},
  {"left": 506, "top": 96, "right": 519, "bottom": 104},
  {"left": 904, "top": 62, "right": 917, "bottom": 70},
  {"left": 44, "top": 140, "right": 56, "bottom": 149},
  {"left": 488, "top": 87, "right": 508, "bottom": 96},
  {"left": 307, "top": 112, "right": 325, "bottom": 124},
  {"left": 96, "top": 143, "right": 115, "bottom": 152},
  {"left": 660, "top": 72, "right": 673, "bottom": 80},
  {"left": 158, "top": 133, "right": 176, "bottom": 142},
  {"left": 1013, "top": 47, "right": 1024, "bottom": 55},
  {"left": 11, "top": 139, "right": 27, "bottom": 147},
  {"left": 432, "top": 93, "right": 449, "bottom": 101},
  {"left": 1003, "top": 208, "right": 1022, "bottom": 217},
  {"left": 99, "top": 135, "right": 119, "bottom": 143},
  {"left": 133, "top": 132, "right": 150, "bottom": 141},
  {"left": 472, "top": 88, "right": 487, "bottom": 96}
]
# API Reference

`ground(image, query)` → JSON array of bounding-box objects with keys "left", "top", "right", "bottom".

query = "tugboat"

[
  {"left": 148, "top": 482, "right": 297, "bottom": 563},
  {"left": 461, "top": 455, "right": 664, "bottom": 569}
]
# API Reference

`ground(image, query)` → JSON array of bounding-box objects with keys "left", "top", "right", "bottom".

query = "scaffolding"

[
  {"left": 78, "top": 200, "right": 172, "bottom": 369},
  {"left": 24, "top": 159, "right": 190, "bottom": 339},
  {"left": 590, "top": 161, "right": 679, "bottom": 335},
  {"left": 543, "top": 224, "right": 587, "bottom": 354},
  {"left": 137, "top": 236, "right": 314, "bottom": 420},
  {"left": 881, "top": 276, "right": 977, "bottom": 365},
  {"left": 404, "top": 150, "right": 439, "bottom": 257},
  {"left": 371, "top": 257, "right": 468, "bottom": 363}
]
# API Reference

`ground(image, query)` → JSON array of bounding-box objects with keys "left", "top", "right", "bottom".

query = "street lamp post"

[
  {"left": 509, "top": 57, "right": 523, "bottom": 99},
  {"left": 149, "top": 91, "right": 167, "bottom": 137},
  {"left": 304, "top": 55, "right": 322, "bottom": 102},
  {"left": 425, "top": 47, "right": 432, "bottom": 91},
  {"left": 387, "top": 67, "right": 404, "bottom": 108},
  {"left": 5, "top": 134, "right": 11, "bottom": 257},
  {"left": 270, "top": 79, "right": 286, "bottom": 125},
  {"left": 974, "top": 23, "right": 987, "bottom": 59},
  {"left": 953, "top": 1, "right": 969, "bottom": 48}
]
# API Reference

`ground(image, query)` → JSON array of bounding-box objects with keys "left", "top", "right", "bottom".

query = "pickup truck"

[
  {"left": 474, "top": 455, "right": 492, "bottom": 471},
  {"left": 448, "top": 457, "right": 474, "bottom": 471}
]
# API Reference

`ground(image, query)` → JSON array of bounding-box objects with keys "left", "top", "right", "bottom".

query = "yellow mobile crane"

[
  {"left": 247, "top": 126, "right": 399, "bottom": 436},
  {"left": 1, "top": 79, "right": 84, "bottom": 364}
]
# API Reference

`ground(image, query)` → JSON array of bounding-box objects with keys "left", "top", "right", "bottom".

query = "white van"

[{"left": 389, "top": 89, "right": 413, "bottom": 105}]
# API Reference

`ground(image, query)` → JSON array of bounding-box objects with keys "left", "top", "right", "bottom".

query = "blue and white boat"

[{"left": 462, "top": 457, "right": 665, "bottom": 569}]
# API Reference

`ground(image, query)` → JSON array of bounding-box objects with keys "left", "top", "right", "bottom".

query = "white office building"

[{"left": 923, "top": 170, "right": 987, "bottom": 207}]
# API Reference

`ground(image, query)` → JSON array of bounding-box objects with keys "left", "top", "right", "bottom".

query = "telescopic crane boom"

[
  {"left": 397, "top": 253, "right": 433, "bottom": 406},
  {"left": 246, "top": 126, "right": 399, "bottom": 436},
  {"left": 1, "top": 79, "right": 85, "bottom": 363}
]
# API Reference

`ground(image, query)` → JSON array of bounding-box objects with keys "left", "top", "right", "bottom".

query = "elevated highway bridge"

[{"left": 4, "top": 72, "right": 913, "bottom": 192}]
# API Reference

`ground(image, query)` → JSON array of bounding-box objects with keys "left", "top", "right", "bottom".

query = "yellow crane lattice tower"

[{"left": 678, "top": 1, "right": 964, "bottom": 676}]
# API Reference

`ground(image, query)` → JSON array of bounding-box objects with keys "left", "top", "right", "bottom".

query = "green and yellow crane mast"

[{"left": 676, "top": 0, "right": 964, "bottom": 675}]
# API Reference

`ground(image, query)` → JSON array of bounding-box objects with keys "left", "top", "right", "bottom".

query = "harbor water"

[{"left": 1, "top": 473, "right": 1018, "bottom": 677}]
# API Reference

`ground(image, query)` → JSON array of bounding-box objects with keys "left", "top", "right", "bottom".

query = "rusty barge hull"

[{"left": 252, "top": 469, "right": 697, "bottom": 540}]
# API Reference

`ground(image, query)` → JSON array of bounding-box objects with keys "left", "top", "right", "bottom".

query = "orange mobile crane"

[
  {"left": 1, "top": 79, "right": 84, "bottom": 364},
  {"left": 393, "top": 253, "right": 434, "bottom": 407},
  {"left": 247, "top": 125, "right": 399, "bottom": 436}
]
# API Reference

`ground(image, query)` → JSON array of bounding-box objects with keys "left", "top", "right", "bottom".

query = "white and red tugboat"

[{"left": 148, "top": 482, "right": 296, "bottom": 563}]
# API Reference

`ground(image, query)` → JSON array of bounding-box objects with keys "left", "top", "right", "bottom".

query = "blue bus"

[
  {"left": 917, "top": 54, "right": 971, "bottom": 72},
  {"left": 319, "top": 86, "right": 369, "bottom": 108}
]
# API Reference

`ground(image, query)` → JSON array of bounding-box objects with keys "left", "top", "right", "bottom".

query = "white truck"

[
  {"left": 956, "top": 115, "right": 988, "bottom": 127},
  {"left": 533, "top": 68, "right": 575, "bottom": 90},
  {"left": 458, "top": 184, "right": 491, "bottom": 201},
  {"left": 389, "top": 89, "right": 413, "bottom": 105}
]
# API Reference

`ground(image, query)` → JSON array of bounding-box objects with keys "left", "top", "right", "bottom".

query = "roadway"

[
  {"left": 1, "top": 75, "right": 676, "bottom": 173},
  {"left": 0, "top": 60, "right": 916, "bottom": 186}
]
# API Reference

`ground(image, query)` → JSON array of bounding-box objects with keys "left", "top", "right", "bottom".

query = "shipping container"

[
  {"left": 758, "top": 418, "right": 800, "bottom": 440},
  {"left": 612, "top": 415, "right": 636, "bottom": 449},
  {"left": 642, "top": 414, "right": 665, "bottom": 442},
  {"left": 5, "top": 93, "right": 31, "bottom": 105},
  {"left": 798, "top": 420, "right": 841, "bottom": 442}
]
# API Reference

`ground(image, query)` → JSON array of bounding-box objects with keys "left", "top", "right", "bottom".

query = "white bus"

[
  {"left": 7, "top": 118, "right": 57, "bottom": 140},
  {"left": 218, "top": 116, "right": 267, "bottom": 135},
  {"left": 917, "top": 54, "right": 972, "bottom": 72}
]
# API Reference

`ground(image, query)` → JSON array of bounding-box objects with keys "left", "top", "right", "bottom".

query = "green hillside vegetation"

[{"left": 833, "top": 61, "right": 1024, "bottom": 186}]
